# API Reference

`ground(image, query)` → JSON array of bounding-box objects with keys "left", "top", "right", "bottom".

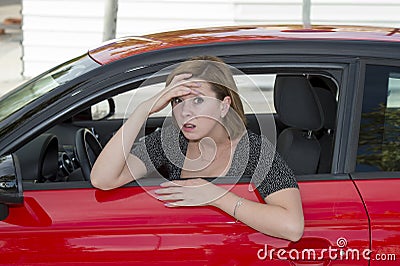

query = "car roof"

[{"left": 88, "top": 25, "right": 400, "bottom": 65}]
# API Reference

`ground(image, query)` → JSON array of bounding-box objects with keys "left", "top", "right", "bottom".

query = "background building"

[{"left": 1, "top": 0, "right": 400, "bottom": 94}]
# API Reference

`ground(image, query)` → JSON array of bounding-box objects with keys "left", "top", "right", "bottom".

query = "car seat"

[
  {"left": 310, "top": 80, "right": 337, "bottom": 173},
  {"left": 273, "top": 75, "right": 324, "bottom": 175}
]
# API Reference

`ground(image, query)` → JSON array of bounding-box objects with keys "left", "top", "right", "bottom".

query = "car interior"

[{"left": 14, "top": 70, "right": 339, "bottom": 186}]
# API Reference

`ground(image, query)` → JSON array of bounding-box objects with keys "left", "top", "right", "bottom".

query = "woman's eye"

[
  {"left": 171, "top": 97, "right": 182, "bottom": 105},
  {"left": 192, "top": 97, "right": 204, "bottom": 105}
]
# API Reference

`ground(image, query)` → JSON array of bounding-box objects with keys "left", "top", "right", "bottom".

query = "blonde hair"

[{"left": 166, "top": 55, "right": 246, "bottom": 139}]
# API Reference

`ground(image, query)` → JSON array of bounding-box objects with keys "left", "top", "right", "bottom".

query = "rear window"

[{"left": 356, "top": 65, "right": 400, "bottom": 172}]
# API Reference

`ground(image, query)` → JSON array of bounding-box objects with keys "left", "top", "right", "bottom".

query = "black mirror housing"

[{"left": 0, "top": 154, "right": 23, "bottom": 219}]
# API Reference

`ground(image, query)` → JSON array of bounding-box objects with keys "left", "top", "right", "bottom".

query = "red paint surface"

[
  {"left": 88, "top": 25, "right": 400, "bottom": 65},
  {"left": 0, "top": 180, "right": 371, "bottom": 265},
  {"left": 353, "top": 179, "right": 400, "bottom": 266}
]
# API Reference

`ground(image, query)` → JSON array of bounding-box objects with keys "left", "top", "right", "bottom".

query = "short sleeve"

[
  {"left": 248, "top": 133, "right": 298, "bottom": 199},
  {"left": 130, "top": 128, "right": 165, "bottom": 173},
  {"left": 257, "top": 150, "right": 299, "bottom": 199}
]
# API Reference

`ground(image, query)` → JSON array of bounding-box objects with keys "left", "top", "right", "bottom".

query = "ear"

[{"left": 221, "top": 96, "right": 232, "bottom": 117}]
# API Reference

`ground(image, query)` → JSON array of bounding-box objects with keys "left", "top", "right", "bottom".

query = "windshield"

[{"left": 0, "top": 54, "right": 100, "bottom": 122}]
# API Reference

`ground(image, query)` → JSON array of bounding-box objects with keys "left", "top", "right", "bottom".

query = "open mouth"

[{"left": 182, "top": 122, "right": 196, "bottom": 130}]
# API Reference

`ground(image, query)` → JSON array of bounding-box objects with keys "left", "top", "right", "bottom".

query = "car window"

[
  {"left": 91, "top": 74, "right": 276, "bottom": 120},
  {"left": 90, "top": 71, "right": 339, "bottom": 176},
  {"left": 18, "top": 69, "right": 340, "bottom": 189},
  {"left": 107, "top": 82, "right": 169, "bottom": 119},
  {"left": 356, "top": 65, "right": 400, "bottom": 172},
  {"left": 236, "top": 74, "right": 276, "bottom": 114}
]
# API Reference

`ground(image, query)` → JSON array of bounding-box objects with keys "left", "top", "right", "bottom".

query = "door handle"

[{"left": 288, "top": 237, "right": 333, "bottom": 266}]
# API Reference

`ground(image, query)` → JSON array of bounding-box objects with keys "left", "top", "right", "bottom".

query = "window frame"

[{"left": 15, "top": 56, "right": 354, "bottom": 190}]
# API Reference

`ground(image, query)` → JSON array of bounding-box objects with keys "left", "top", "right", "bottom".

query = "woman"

[{"left": 91, "top": 56, "right": 304, "bottom": 242}]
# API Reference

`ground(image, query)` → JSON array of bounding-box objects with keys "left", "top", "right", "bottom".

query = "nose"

[{"left": 180, "top": 100, "right": 193, "bottom": 117}]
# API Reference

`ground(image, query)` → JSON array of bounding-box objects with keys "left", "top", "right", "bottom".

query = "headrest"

[
  {"left": 274, "top": 75, "right": 323, "bottom": 131},
  {"left": 313, "top": 86, "right": 337, "bottom": 129}
]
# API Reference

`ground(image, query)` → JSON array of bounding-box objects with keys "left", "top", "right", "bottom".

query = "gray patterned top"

[{"left": 131, "top": 125, "right": 298, "bottom": 198}]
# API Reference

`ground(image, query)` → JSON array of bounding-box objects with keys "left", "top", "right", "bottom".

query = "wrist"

[
  {"left": 233, "top": 197, "right": 244, "bottom": 221},
  {"left": 211, "top": 190, "right": 239, "bottom": 211}
]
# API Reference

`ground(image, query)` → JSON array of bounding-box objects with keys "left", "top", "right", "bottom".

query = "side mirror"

[
  {"left": 91, "top": 98, "right": 116, "bottom": 120},
  {"left": 0, "top": 154, "right": 23, "bottom": 220}
]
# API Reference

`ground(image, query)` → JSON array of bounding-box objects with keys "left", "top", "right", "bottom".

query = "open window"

[
  {"left": 87, "top": 70, "right": 339, "bottom": 176},
  {"left": 13, "top": 63, "right": 340, "bottom": 190}
]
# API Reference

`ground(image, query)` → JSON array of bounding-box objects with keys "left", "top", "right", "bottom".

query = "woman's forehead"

[{"left": 185, "top": 80, "right": 214, "bottom": 94}]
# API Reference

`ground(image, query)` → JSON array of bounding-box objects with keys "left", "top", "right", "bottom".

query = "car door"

[
  {"left": 351, "top": 62, "right": 400, "bottom": 265},
  {"left": 1, "top": 176, "right": 369, "bottom": 265},
  {"left": 0, "top": 46, "right": 370, "bottom": 265},
  {"left": 82, "top": 64, "right": 371, "bottom": 266}
]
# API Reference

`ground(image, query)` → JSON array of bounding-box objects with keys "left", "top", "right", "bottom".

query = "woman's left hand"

[{"left": 154, "top": 178, "right": 228, "bottom": 207}]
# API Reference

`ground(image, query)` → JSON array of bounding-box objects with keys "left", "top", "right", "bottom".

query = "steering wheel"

[{"left": 75, "top": 128, "right": 103, "bottom": 181}]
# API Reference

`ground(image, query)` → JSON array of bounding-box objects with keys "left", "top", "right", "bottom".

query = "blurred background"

[{"left": 1, "top": 0, "right": 400, "bottom": 96}]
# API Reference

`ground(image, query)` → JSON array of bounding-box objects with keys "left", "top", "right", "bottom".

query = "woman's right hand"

[{"left": 145, "top": 73, "right": 197, "bottom": 115}]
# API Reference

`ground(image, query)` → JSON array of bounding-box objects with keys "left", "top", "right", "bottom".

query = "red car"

[{"left": 0, "top": 25, "right": 399, "bottom": 265}]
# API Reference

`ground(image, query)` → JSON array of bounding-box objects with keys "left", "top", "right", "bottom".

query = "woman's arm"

[
  {"left": 90, "top": 102, "right": 151, "bottom": 190},
  {"left": 214, "top": 187, "right": 304, "bottom": 242},
  {"left": 91, "top": 73, "right": 195, "bottom": 190},
  {"left": 155, "top": 179, "right": 304, "bottom": 242}
]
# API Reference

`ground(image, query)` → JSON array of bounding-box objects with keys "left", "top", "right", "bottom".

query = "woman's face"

[{"left": 171, "top": 81, "right": 228, "bottom": 141}]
